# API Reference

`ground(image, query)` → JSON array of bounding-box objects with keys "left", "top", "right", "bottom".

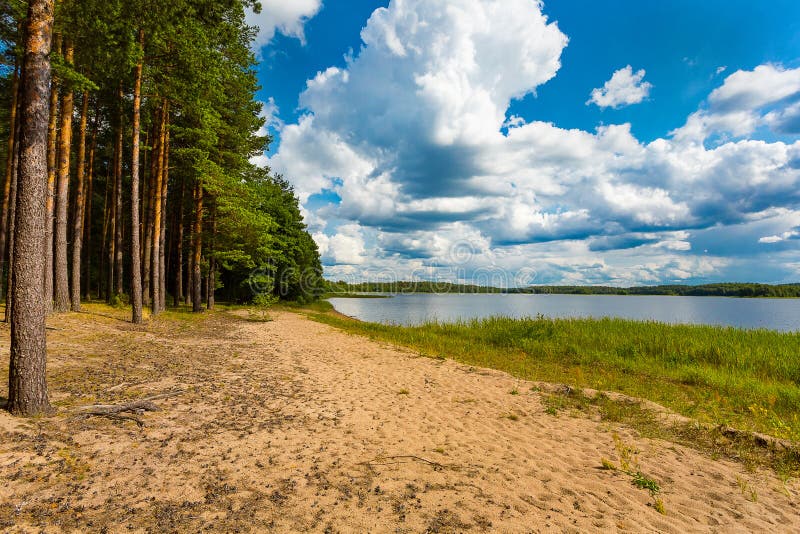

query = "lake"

[{"left": 328, "top": 293, "right": 800, "bottom": 332}]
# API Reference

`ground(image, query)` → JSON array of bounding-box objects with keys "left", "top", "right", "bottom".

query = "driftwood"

[
  {"left": 73, "top": 390, "right": 185, "bottom": 427},
  {"left": 359, "top": 455, "right": 449, "bottom": 472}
]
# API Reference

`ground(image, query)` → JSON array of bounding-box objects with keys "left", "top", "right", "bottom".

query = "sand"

[{"left": 0, "top": 307, "right": 797, "bottom": 532}]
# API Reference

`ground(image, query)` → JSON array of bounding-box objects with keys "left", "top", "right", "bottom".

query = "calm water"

[{"left": 329, "top": 294, "right": 800, "bottom": 332}]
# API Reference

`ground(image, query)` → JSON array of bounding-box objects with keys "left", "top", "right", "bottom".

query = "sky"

[{"left": 246, "top": 0, "right": 800, "bottom": 287}]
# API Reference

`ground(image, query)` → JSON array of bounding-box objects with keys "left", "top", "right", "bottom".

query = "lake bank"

[
  {"left": 0, "top": 304, "right": 797, "bottom": 531},
  {"left": 315, "top": 300, "right": 800, "bottom": 443}
]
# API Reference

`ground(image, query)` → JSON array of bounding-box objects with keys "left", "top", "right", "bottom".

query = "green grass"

[{"left": 305, "top": 311, "right": 800, "bottom": 442}]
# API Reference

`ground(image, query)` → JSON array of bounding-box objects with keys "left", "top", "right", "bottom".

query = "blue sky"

[{"left": 248, "top": 0, "right": 800, "bottom": 286}]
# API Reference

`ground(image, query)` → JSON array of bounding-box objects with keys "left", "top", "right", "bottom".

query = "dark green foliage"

[{"left": 1, "top": 0, "right": 322, "bottom": 306}]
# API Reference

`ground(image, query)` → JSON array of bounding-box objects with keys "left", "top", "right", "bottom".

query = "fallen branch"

[
  {"left": 72, "top": 389, "right": 186, "bottom": 427},
  {"left": 358, "top": 455, "right": 451, "bottom": 471}
]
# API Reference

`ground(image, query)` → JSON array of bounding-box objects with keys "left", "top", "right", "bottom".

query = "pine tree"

[{"left": 9, "top": 0, "right": 56, "bottom": 416}]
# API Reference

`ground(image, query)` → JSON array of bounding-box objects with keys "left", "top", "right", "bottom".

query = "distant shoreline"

[{"left": 324, "top": 282, "right": 800, "bottom": 299}]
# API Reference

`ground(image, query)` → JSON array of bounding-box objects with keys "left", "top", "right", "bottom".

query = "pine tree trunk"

[
  {"left": 106, "top": 148, "right": 116, "bottom": 302},
  {"left": 4, "top": 97, "right": 21, "bottom": 324},
  {"left": 9, "top": 0, "right": 55, "bottom": 416},
  {"left": 70, "top": 91, "right": 88, "bottom": 311},
  {"left": 158, "top": 114, "right": 169, "bottom": 311},
  {"left": 113, "top": 86, "right": 123, "bottom": 297},
  {"left": 192, "top": 180, "right": 203, "bottom": 313},
  {"left": 100, "top": 167, "right": 110, "bottom": 301},
  {"left": 53, "top": 39, "right": 73, "bottom": 313},
  {"left": 44, "top": 40, "right": 59, "bottom": 313},
  {"left": 129, "top": 28, "right": 144, "bottom": 324},
  {"left": 185, "top": 225, "right": 192, "bottom": 306},
  {"left": 83, "top": 106, "right": 97, "bottom": 300},
  {"left": 151, "top": 99, "right": 166, "bottom": 315},
  {"left": 143, "top": 115, "right": 157, "bottom": 308},
  {"left": 173, "top": 176, "right": 184, "bottom": 307},
  {"left": 0, "top": 65, "right": 19, "bottom": 303},
  {"left": 139, "top": 129, "right": 148, "bottom": 290},
  {"left": 207, "top": 202, "right": 216, "bottom": 310}
]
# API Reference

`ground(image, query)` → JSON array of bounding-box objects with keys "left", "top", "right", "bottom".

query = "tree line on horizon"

[
  {"left": 325, "top": 281, "right": 800, "bottom": 298},
  {"left": 1, "top": 0, "right": 323, "bottom": 416}
]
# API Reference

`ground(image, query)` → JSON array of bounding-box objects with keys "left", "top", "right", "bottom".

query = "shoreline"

[
  {"left": 1, "top": 304, "right": 798, "bottom": 531},
  {"left": 309, "top": 300, "right": 800, "bottom": 444}
]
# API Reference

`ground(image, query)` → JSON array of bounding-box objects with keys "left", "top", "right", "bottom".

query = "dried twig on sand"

[
  {"left": 72, "top": 390, "right": 185, "bottom": 427},
  {"left": 359, "top": 455, "right": 451, "bottom": 471}
]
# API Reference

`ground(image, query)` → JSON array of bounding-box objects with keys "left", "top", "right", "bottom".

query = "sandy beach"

[{"left": 0, "top": 307, "right": 797, "bottom": 532}]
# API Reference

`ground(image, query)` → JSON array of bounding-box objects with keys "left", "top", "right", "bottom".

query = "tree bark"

[
  {"left": 9, "top": 0, "right": 55, "bottom": 416},
  {"left": 113, "top": 86, "right": 123, "bottom": 297},
  {"left": 83, "top": 106, "right": 97, "bottom": 300},
  {"left": 192, "top": 180, "right": 203, "bottom": 313},
  {"left": 158, "top": 113, "right": 169, "bottom": 311},
  {"left": 44, "top": 37, "right": 59, "bottom": 313},
  {"left": 143, "top": 114, "right": 157, "bottom": 308},
  {"left": 100, "top": 166, "right": 110, "bottom": 301},
  {"left": 207, "top": 201, "right": 216, "bottom": 310},
  {"left": 106, "top": 146, "right": 116, "bottom": 302},
  {"left": 70, "top": 91, "right": 89, "bottom": 311},
  {"left": 4, "top": 95, "right": 21, "bottom": 324},
  {"left": 53, "top": 39, "right": 73, "bottom": 313},
  {"left": 173, "top": 176, "right": 184, "bottom": 307},
  {"left": 151, "top": 99, "right": 167, "bottom": 315},
  {"left": 0, "top": 65, "right": 19, "bottom": 303},
  {"left": 130, "top": 28, "right": 144, "bottom": 324}
]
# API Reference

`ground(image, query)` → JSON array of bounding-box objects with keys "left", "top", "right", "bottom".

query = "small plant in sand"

[
  {"left": 736, "top": 476, "right": 758, "bottom": 502},
  {"left": 249, "top": 293, "right": 278, "bottom": 322},
  {"left": 510, "top": 387, "right": 520, "bottom": 395},
  {"left": 398, "top": 388, "right": 410, "bottom": 395},
  {"left": 600, "top": 457, "right": 617, "bottom": 470},
  {"left": 610, "top": 433, "right": 665, "bottom": 512}
]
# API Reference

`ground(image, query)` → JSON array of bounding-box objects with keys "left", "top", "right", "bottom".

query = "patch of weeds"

[
  {"left": 611, "top": 433, "right": 663, "bottom": 510},
  {"left": 600, "top": 458, "right": 617, "bottom": 470},
  {"left": 736, "top": 476, "right": 758, "bottom": 503},
  {"left": 612, "top": 432, "right": 638, "bottom": 473},
  {"left": 632, "top": 471, "right": 660, "bottom": 494},
  {"left": 510, "top": 388, "right": 520, "bottom": 396},
  {"left": 397, "top": 388, "right": 410, "bottom": 395},
  {"left": 541, "top": 389, "right": 593, "bottom": 417},
  {"left": 504, "top": 413, "right": 519, "bottom": 421},
  {"left": 433, "top": 447, "right": 445, "bottom": 454}
]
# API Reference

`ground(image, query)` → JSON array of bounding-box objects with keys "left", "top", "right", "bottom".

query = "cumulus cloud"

[
  {"left": 262, "top": 0, "right": 800, "bottom": 286},
  {"left": 315, "top": 224, "right": 367, "bottom": 265},
  {"left": 587, "top": 65, "right": 653, "bottom": 109},
  {"left": 246, "top": 0, "right": 322, "bottom": 49},
  {"left": 672, "top": 64, "right": 800, "bottom": 143}
]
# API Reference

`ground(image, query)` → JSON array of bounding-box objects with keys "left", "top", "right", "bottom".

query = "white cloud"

[
  {"left": 709, "top": 64, "right": 800, "bottom": 110},
  {"left": 245, "top": 0, "right": 322, "bottom": 49},
  {"left": 261, "top": 0, "right": 800, "bottom": 286},
  {"left": 672, "top": 64, "right": 800, "bottom": 142},
  {"left": 759, "top": 230, "right": 799, "bottom": 244},
  {"left": 587, "top": 65, "right": 653, "bottom": 109},
  {"left": 315, "top": 224, "right": 367, "bottom": 265}
]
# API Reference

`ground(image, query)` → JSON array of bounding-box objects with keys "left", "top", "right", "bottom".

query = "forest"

[{"left": 1, "top": 0, "right": 323, "bottom": 415}]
